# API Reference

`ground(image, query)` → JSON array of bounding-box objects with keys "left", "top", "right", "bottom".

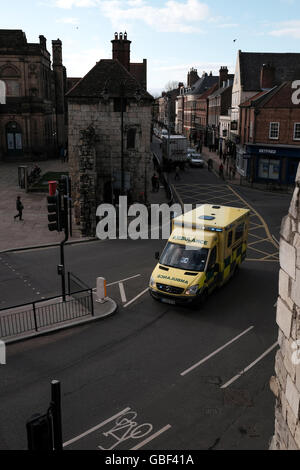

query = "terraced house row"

[{"left": 155, "top": 50, "right": 300, "bottom": 186}]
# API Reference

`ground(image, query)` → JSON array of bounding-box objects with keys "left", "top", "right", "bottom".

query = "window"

[
  {"left": 258, "top": 158, "right": 280, "bottom": 181},
  {"left": 159, "top": 242, "right": 209, "bottom": 272},
  {"left": 207, "top": 246, "right": 217, "bottom": 272},
  {"left": 235, "top": 224, "right": 244, "bottom": 242},
  {"left": 127, "top": 128, "right": 136, "bottom": 149},
  {"left": 294, "top": 123, "right": 300, "bottom": 140},
  {"left": 269, "top": 122, "right": 280, "bottom": 140}
]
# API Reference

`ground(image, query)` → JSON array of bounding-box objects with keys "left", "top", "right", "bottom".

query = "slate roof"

[
  {"left": 208, "top": 81, "right": 233, "bottom": 99},
  {"left": 240, "top": 81, "right": 297, "bottom": 108},
  {"left": 187, "top": 74, "right": 219, "bottom": 96},
  {"left": 66, "top": 59, "right": 153, "bottom": 100},
  {"left": 239, "top": 52, "right": 300, "bottom": 91}
]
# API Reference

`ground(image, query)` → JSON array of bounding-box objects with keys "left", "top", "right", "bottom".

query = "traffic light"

[
  {"left": 47, "top": 193, "right": 61, "bottom": 232},
  {"left": 26, "top": 413, "right": 53, "bottom": 450}
]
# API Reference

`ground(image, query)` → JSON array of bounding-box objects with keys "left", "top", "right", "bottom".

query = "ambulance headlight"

[
  {"left": 150, "top": 276, "right": 156, "bottom": 288},
  {"left": 186, "top": 285, "right": 199, "bottom": 296}
]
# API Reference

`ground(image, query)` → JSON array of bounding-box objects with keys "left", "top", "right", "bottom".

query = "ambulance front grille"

[{"left": 156, "top": 283, "right": 185, "bottom": 295}]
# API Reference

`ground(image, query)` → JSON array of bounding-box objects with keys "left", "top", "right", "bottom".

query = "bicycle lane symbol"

[{"left": 98, "top": 409, "right": 170, "bottom": 450}]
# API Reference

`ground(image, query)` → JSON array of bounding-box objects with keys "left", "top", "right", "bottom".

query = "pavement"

[
  {"left": 0, "top": 158, "right": 170, "bottom": 253},
  {"left": 0, "top": 158, "right": 89, "bottom": 253},
  {"left": 0, "top": 157, "right": 170, "bottom": 341},
  {"left": 1, "top": 292, "right": 118, "bottom": 345}
]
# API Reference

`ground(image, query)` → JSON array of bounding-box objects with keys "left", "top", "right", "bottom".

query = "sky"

[{"left": 2, "top": 0, "right": 300, "bottom": 96}]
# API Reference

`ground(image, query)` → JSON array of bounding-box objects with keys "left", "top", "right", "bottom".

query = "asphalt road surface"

[{"left": 0, "top": 163, "right": 292, "bottom": 450}]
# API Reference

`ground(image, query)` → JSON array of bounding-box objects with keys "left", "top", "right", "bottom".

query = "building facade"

[
  {"left": 0, "top": 30, "right": 68, "bottom": 160},
  {"left": 67, "top": 32, "right": 153, "bottom": 237},
  {"left": 238, "top": 82, "right": 300, "bottom": 184}
]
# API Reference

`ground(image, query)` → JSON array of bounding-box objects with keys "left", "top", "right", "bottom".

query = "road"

[{"left": 0, "top": 161, "right": 292, "bottom": 450}]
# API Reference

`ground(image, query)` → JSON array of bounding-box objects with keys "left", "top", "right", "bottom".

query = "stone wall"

[
  {"left": 270, "top": 164, "right": 300, "bottom": 450},
  {"left": 68, "top": 99, "right": 152, "bottom": 237}
]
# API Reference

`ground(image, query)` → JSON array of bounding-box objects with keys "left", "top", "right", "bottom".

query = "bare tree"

[{"left": 164, "top": 80, "right": 180, "bottom": 92}]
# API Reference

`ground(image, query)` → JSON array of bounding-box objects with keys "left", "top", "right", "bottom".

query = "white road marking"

[
  {"left": 63, "top": 407, "right": 131, "bottom": 448},
  {"left": 119, "top": 282, "right": 127, "bottom": 303},
  {"left": 130, "top": 425, "right": 172, "bottom": 450},
  {"left": 180, "top": 326, "right": 255, "bottom": 377},
  {"left": 124, "top": 288, "right": 149, "bottom": 308},
  {"left": 272, "top": 235, "right": 280, "bottom": 247},
  {"left": 221, "top": 342, "right": 279, "bottom": 389},
  {"left": 106, "top": 274, "right": 141, "bottom": 287}
]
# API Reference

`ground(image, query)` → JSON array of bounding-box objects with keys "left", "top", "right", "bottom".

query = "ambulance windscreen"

[{"left": 159, "top": 243, "right": 209, "bottom": 272}]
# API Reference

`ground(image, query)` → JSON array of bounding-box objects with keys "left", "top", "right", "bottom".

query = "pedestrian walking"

[
  {"left": 155, "top": 174, "right": 160, "bottom": 192},
  {"left": 14, "top": 196, "right": 24, "bottom": 221},
  {"left": 151, "top": 173, "right": 157, "bottom": 192},
  {"left": 232, "top": 166, "right": 236, "bottom": 180},
  {"left": 60, "top": 146, "right": 65, "bottom": 163},
  {"left": 63, "top": 147, "right": 68, "bottom": 162},
  {"left": 175, "top": 165, "right": 180, "bottom": 181},
  {"left": 219, "top": 163, "right": 224, "bottom": 180}
]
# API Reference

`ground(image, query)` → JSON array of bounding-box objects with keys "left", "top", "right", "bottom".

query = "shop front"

[{"left": 245, "top": 144, "right": 300, "bottom": 185}]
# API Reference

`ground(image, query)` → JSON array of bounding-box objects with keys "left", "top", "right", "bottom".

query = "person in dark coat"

[{"left": 14, "top": 196, "right": 24, "bottom": 221}]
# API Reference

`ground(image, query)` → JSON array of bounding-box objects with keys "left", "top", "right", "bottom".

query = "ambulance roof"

[
  {"left": 169, "top": 227, "right": 217, "bottom": 249},
  {"left": 174, "top": 204, "right": 250, "bottom": 231}
]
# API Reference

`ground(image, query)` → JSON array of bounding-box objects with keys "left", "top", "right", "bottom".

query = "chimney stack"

[
  {"left": 260, "top": 63, "right": 275, "bottom": 89},
  {"left": 219, "top": 66, "right": 228, "bottom": 88},
  {"left": 111, "top": 31, "right": 131, "bottom": 70},
  {"left": 187, "top": 68, "right": 199, "bottom": 87},
  {"left": 52, "top": 39, "right": 62, "bottom": 66}
]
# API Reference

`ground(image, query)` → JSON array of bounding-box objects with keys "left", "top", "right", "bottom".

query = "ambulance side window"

[
  {"left": 235, "top": 223, "right": 244, "bottom": 242},
  {"left": 227, "top": 231, "right": 233, "bottom": 248},
  {"left": 207, "top": 246, "right": 217, "bottom": 271}
]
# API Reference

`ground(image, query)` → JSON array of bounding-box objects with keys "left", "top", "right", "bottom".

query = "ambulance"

[{"left": 149, "top": 204, "right": 250, "bottom": 305}]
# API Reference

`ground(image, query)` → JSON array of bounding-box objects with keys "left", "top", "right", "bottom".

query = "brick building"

[
  {"left": 207, "top": 67, "right": 234, "bottom": 151},
  {"left": 156, "top": 83, "right": 184, "bottom": 134},
  {"left": 231, "top": 51, "right": 300, "bottom": 144},
  {"left": 238, "top": 82, "right": 300, "bottom": 184},
  {"left": 66, "top": 32, "right": 153, "bottom": 236},
  {"left": 175, "top": 70, "right": 219, "bottom": 143},
  {"left": 0, "top": 30, "right": 69, "bottom": 160}
]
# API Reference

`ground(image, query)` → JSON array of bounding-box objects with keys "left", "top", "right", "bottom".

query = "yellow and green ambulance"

[{"left": 149, "top": 204, "right": 250, "bottom": 305}]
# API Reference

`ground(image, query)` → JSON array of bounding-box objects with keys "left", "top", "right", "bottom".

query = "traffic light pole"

[{"left": 60, "top": 183, "right": 69, "bottom": 302}]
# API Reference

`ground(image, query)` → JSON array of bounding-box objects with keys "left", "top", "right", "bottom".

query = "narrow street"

[{"left": 0, "top": 163, "right": 291, "bottom": 450}]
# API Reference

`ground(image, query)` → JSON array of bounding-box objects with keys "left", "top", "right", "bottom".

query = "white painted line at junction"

[
  {"left": 180, "top": 326, "right": 255, "bottom": 377},
  {"left": 124, "top": 288, "right": 149, "bottom": 308},
  {"left": 272, "top": 235, "right": 280, "bottom": 247},
  {"left": 63, "top": 407, "right": 131, "bottom": 448},
  {"left": 106, "top": 274, "right": 141, "bottom": 287},
  {"left": 130, "top": 425, "right": 172, "bottom": 450},
  {"left": 221, "top": 342, "right": 278, "bottom": 389},
  {"left": 119, "top": 282, "right": 127, "bottom": 303}
]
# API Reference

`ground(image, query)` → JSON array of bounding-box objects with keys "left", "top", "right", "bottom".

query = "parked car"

[{"left": 189, "top": 153, "right": 205, "bottom": 168}]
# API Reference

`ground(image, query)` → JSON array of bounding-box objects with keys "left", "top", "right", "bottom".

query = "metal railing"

[{"left": 0, "top": 289, "right": 94, "bottom": 339}]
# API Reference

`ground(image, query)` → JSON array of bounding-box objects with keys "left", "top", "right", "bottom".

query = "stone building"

[
  {"left": 270, "top": 164, "right": 300, "bottom": 450},
  {"left": 66, "top": 32, "right": 153, "bottom": 237},
  {"left": 0, "top": 30, "right": 69, "bottom": 160}
]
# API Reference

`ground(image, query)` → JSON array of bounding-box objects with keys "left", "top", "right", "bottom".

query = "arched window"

[
  {"left": 127, "top": 128, "right": 136, "bottom": 149},
  {"left": 6, "top": 121, "right": 23, "bottom": 153},
  {"left": 0, "top": 80, "right": 5, "bottom": 104},
  {"left": 0, "top": 65, "right": 20, "bottom": 97}
]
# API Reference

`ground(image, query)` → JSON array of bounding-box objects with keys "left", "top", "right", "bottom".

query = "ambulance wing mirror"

[
  {"left": 155, "top": 251, "right": 160, "bottom": 260},
  {"left": 214, "top": 263, "right": 220, "bottom": 273}
]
